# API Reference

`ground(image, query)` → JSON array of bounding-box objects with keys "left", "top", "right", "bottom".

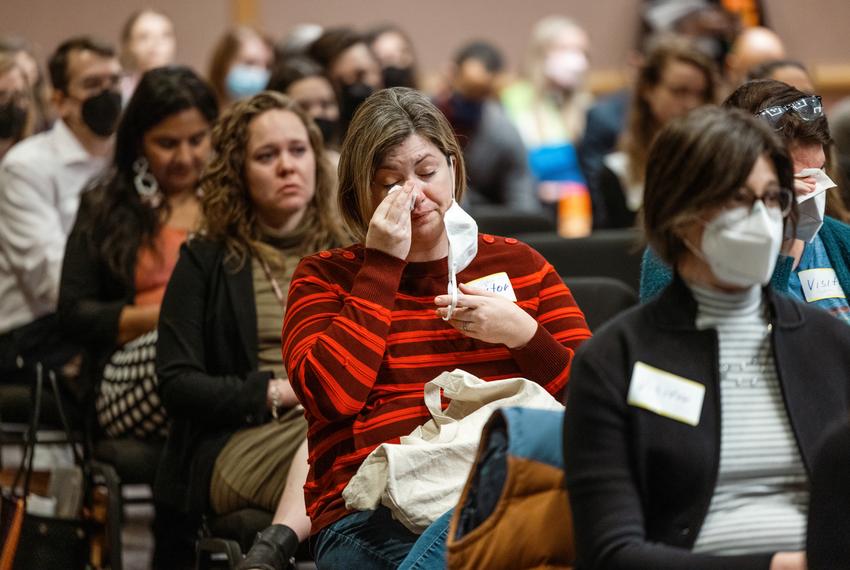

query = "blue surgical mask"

[{"left": 226, "top": 64, "right": 270, "bottom": 100}]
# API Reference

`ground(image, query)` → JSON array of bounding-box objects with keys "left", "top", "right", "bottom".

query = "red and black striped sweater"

[{"left": 282, "top": 234, "right": 591, "bottom": 534}]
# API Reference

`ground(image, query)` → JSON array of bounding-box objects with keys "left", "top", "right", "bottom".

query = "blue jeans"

[
  {"left": 397, "top": 510, "right": 452, "bottom": 570},
  {"left": 312, "top": 507, "right": 451, "bottom": 570}
]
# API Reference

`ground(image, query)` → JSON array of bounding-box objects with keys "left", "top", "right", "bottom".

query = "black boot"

[{"left": 236, "top": 524, "right": 299, "bottom": 570}]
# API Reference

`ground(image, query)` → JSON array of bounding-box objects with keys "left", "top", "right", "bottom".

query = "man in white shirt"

[{"left": 0, "top": 36, "right": 121, "bottom": 380}]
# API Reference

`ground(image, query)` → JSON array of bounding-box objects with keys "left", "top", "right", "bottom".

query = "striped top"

[
  {"left": 282, "top": 235, "right": 591, "bottom": 533},
  {"left": 690, "top": 283, "right": 808, "bottom": 555}
]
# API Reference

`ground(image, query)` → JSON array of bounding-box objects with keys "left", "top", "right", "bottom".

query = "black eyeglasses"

[
  {"left": 727, "top": 186, "right": 795, "bottom": 217},
  {"left": 756, "top": 95, "right": 823, "bottom": 127}
]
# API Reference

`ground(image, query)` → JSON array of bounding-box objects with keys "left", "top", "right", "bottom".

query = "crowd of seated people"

[{"left": 1, "top": 4, "right": 850, "bottom": 570}]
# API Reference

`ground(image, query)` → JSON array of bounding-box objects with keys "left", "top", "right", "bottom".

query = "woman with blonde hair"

[
  {"left": 281, "top": 87, "right": 591, "bottom": 568},
  {"left": 155, "top": 91, "right": 349, "bottom": 569},
  {"left": 502, "top": 16, "right": 594, "bottom": 214}
]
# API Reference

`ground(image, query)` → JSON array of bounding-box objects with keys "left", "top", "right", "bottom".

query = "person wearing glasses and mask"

[
  {"left": 642, "top": 80, "right": 850, "bottom": 326},
  {"left": 0, "top": 36, "right": 121, "bottom": 387},
  {"left": 565, "top": 106, "right": 850, "bottom": 570}
]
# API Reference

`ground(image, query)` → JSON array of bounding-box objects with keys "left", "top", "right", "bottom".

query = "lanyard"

[{"left": 259, "top": 257, "right": 286, "bottom": 307}]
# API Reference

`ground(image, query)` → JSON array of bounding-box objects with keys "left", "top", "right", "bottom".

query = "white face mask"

[
  {"left": 543, "top": 49, "right": 588, "bottom": 90},
  {"left": 787, "top": 168, "right": 836, "bottom": 242},
  {"left": 699, "top": 201, "right": 784, "bottom": 288},
  {"left": 442, "top": 159, "right": 478, "bottom": 320}
]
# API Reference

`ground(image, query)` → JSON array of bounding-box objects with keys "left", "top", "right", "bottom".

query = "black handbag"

[{"left": 0, "top": 364, "right": 99, "bottom": 570}]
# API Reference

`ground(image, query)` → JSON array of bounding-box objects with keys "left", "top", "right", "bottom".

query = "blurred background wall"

[{"left": 2, "top": 0, "right": 849, "bottom": 95}]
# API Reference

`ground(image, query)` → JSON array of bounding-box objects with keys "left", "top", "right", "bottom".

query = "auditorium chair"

[{"left": 521, "top": 229, "right": 643, "bottom": 292}]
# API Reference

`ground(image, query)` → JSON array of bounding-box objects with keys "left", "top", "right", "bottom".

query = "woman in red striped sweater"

[{"left": 282, "top": 87, "right": 591, "bottom": 568}]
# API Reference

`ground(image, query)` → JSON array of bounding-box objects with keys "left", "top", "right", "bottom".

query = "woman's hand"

[
  {"left": 793, "top": 175, "right": 816, "bottom": 197},
  {"left": 266, "top": 377, "right": 299, "bottom": 412},
  {"left": 117, "top": 303, "right": 161, "bottom": 345},
  {"left": 364, "top": 181, "right": 419, "bottom": 260},
  {"left": 770, "top": 552, "right": 807, "bottom": 570},
  {"left": 435, "top": 283, "right": 538, "bottom": 349}
]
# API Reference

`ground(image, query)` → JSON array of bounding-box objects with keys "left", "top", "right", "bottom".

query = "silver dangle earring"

[{"left": 133, "top": 157, "right": 162, "bottom": 208}]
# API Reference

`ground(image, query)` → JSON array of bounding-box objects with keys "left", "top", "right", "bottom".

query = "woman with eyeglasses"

[
  {"left": 642, "top": 80, "right": 850, "bottom": 326},
  {"left": 564, "top": 106, "right": 850, "bottom": 570},
  {"left": 592, "top": 36, "right": 717, "bottom": 229}
]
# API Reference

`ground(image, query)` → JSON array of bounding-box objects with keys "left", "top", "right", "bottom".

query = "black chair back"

[
  {"left": 522, "top": 229, "right": 643, "bottom": 291},
  {"left": 472, "top": 206, "right": 556, "bottom": 236},
  {"left": 563, "top": 276, "right": 638, "bottom": 332}
]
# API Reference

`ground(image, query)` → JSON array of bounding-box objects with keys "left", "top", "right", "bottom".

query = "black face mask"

[
  {"left": 312, "top": 117, "right": 339, "bottom": 146},
  {"left": 80, "top": 89, "right": 122, "bottom": 137},
  {"left": 339, "top": 82, "right": 374, "bottom": 127},
  {"left": 382, "top": 66, "right": 415, "bottom": 89},
  {"left": 0, "top": 101, "right": 27, "bottom": 140}
]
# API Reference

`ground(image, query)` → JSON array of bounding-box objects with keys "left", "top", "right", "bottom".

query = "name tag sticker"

[
  {"left": 627, "top": 362, "right": 705, "bottom": 426},
  {"left": 464, "top": 272, "right": 517, "bottom": 301},
  {"left": 798, "top": 268, "right": 846, "bottom": 302}
]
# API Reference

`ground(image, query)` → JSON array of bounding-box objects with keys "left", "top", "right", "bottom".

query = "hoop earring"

[{"left": 133, "top": 158, "right": 162, "bottom": 208}]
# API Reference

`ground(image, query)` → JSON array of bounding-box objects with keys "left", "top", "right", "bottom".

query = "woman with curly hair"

[{"left": 155, "top": 90, "right": 350, "bottom": 569}]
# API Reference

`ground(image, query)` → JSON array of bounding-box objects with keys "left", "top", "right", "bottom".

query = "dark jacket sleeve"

[
  {"left": 807, "top": 419, "right": 850, "bottom": 568},
  {"left": 156, "top": 241, "right": 270, "bottom": 429},
  {"left": 57, "top": 193, "right": 128, "bottom": 348},
  {"left": 563, "top": 347, "right": 773, "bottom": 570}
]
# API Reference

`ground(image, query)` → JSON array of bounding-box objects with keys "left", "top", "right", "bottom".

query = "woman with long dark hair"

[{"left": 58, "top": 65, "right": 217, "bottom": 442}]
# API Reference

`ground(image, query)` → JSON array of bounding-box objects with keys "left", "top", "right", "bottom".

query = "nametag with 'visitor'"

[
  {"left": 463, "top": 272, "right": 517, "bottom": 301},
  {"left": 798, "top": 268, "right": 846, "bottom": 303},
  {"left": 627, "top": 362, "right": 705, "bottom": 426}
]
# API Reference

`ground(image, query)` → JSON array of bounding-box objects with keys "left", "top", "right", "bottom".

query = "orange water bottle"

[{"left": 557, "top": 182, "right": 592, "bottom": 237}]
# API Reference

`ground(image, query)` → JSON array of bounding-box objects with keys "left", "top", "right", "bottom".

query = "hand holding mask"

[{"left": 788, "top": 168, "right": 836, "bottom": 242}]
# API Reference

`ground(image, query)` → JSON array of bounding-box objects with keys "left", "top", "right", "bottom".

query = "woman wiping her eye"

[{"left": 281, "top": 87, "right": 591, "bottom": 569}]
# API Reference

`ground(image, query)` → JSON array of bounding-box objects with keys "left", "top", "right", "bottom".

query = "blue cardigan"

[{"left": 639, "top": 216, "right": 850, "bottom": 302}]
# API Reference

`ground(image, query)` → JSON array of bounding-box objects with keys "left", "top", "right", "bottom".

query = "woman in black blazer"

[
  {"left": 156, "top": 91, "right": 349, "bottom": 569},
  {"left": 564, "top": 107, "right": 850, "bottom": 570}
]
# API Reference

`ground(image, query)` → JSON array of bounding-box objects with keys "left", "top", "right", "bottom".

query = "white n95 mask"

[
  {"left": 442, "top": 159, "right": 478, "bottom": 320},
  {"left": 787, "top": 168, "right": 836, "bottom": 242},
  {"left": 700, "top": 201, "right": 783, "bottom": 288}
]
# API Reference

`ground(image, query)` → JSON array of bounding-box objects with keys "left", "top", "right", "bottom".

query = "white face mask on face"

[
  {"left": 699, "top": 201, "right": 784, "bottom": 288},
  {"left": 543, "top": 49, "right": 588, "bottom": 90},
  {"left": 787, "top": 168, "right": 836, "bottom": 242},
  {"left": 442, "top": 158, "right": 478, "bottom": 320}
]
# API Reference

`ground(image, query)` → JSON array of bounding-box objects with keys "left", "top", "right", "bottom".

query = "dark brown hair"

[
  {"left": 337, "top": 87, "right": 466, "bottom": 241},
  {"left": 643, "top": 106, "right": 794, "bottom": 266},
  {"left": 266, "top": 56, "right": 327, "bottom": 94},
  {"left": 48, "top": 36, "right": 115, "bottom": 94},
  {"left": 307, "top": 27, "right": 363, "bottom": 72},
  {"left": 622, "top": 35, "right": 718, "bottom": 184},
  {"left": 723, "top": 79, "right": 830, "bottom": 147}
]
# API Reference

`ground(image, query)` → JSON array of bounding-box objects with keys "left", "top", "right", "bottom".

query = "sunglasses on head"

[{"left": 756, "top": 95, "right": 823, "bottom": 126}]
